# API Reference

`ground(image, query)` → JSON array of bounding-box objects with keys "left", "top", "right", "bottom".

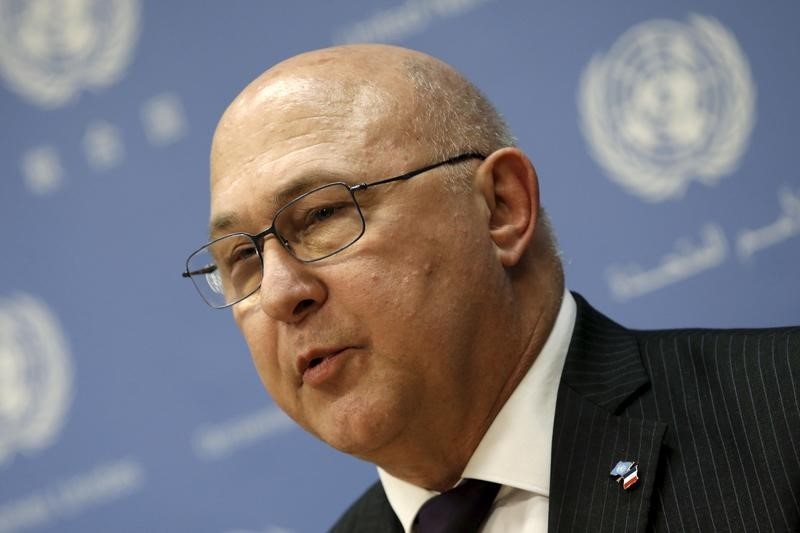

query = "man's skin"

[{"left": 209, "top": 44, "right": 563, "bottom": 492}]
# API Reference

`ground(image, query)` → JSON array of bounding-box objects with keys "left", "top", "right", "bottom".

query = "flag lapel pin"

[{"left": 610, "top": 460, "right": 639, "bottom": 490}]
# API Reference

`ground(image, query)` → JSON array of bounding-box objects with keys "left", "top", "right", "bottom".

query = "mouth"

[
  {"left": 307, "top": 356, "right": 327, "bottom": 369},
  {"left": 297, "top": 347, "right": 352, "bottom": 383}
]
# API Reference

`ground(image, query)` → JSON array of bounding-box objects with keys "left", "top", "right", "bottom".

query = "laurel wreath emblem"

[
  {"left": 0, "top": 0, "right": 141, "bottom": 109},
  {"left": 578, "top": 15, "right": 756, "bottom": 202},
  {"left": 0, "top": 294, "right": 73, "bottom": 467}
]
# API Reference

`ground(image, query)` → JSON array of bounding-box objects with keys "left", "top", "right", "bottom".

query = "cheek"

[
  {"left": 353, "top": 210, "right": 488, "bottom": 322},
  {"left": 356, "top": 256, "right": 440, "bottom": 318},
  {"left": 354, "top": 256, "right": 463, "bottom": 356}
]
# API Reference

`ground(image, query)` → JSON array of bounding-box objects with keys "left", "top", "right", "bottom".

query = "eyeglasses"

[{"left": 182, "top": 152, "right": 485, "bottom": 309}]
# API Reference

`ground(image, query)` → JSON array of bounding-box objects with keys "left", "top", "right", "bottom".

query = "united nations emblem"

[
  {"left": 578, "top": 14, "right": 756, "bottom": 202},
  {"left": 0, "top": 294, "right": 73, "bottom": 467},
  {"left": 0, "top": 0, "right": 141, "bottom": 109}
]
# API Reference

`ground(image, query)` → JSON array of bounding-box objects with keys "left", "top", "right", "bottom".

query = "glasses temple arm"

[
  {"left": 182, "top": 264, "right": 217, "bottom": 278},
  {"left": 351, "top": 152, "right": 485, "bottom": 192}
]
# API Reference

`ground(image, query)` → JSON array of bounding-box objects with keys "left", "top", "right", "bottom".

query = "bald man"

[{"left": 184, "top": 45, "right": 800, "bottom": 532}]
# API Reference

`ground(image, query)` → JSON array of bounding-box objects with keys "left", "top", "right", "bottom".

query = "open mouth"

[
  {"left": 304, "top": 351, "right": 340, "bottom": 373},
  {"left": 298, "top": 347, "right": 353, "bottom": 384},
  {"left": 308, "top": 356, "right": 325, "bottom": 369}
]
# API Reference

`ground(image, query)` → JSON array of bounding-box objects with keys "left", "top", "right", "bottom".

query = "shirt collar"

[{"left": 378, "top": 290, "right": 577, "bottom": 532}]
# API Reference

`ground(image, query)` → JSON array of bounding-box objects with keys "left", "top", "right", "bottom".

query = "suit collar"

[
  {"left": 548, "top": 293, "right": 667, "bottom": 532},
  {"left": 561, "top": 293, "right": 651, "bottom": 413}
]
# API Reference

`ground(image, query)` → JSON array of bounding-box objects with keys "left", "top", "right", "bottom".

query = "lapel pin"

[{"left": 610, "top": 460, "right": 639, "bottom": 490}]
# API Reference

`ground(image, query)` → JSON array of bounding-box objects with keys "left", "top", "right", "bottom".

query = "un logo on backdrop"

[
  {"left": 578, "top": 14, "right": 756, "bottom": 202},
  {"left": 0, "top": 294, "right": 73, "bottom": 467},
  {"left": 0, "top": 0, "right": 141, "bottom": 109}
]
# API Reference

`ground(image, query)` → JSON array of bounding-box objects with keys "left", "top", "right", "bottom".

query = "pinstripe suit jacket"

[{"left": 331, "top": 293, "right": 800, "bottom": 532}]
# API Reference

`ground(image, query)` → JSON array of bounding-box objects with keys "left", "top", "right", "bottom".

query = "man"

[{"left": 184, "top": 44, "right": 800, "bottom": 531}]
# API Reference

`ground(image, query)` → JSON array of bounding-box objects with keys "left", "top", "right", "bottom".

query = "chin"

[{"left": 308, "top": 392, "right": 410, "bottom": 460}]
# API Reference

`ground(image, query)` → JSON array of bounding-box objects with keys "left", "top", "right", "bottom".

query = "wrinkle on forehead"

[{"left": 211, "top": 77, "right": 404, "bottom": 189}]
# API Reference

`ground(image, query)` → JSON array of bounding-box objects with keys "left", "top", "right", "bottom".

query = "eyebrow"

[
  {"left": 208, "top": 212, "right": 240, "bottom": 238},
  {"left": 208, "top": 172, "right": 348, "bottom": 239},
  {"left": 271, "top": 174, "right": 339, "bottom": 211}
]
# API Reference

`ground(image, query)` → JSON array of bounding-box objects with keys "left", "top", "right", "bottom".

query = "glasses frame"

[{"left": 183, "top": 152, "right": 485, "bottom": 309}]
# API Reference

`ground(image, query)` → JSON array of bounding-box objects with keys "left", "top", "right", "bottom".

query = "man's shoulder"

[
  {"left": 571, "top": 291, "right": 800, "bottom": 360},
  {"left": 329, "top": 480, "right": 402, "bottom": 533},
  {"left": 630, "top": 320, "right": 800, "bottom": 364},
  {"left": 566, "top": 292, "right": 800, "bottom": 407}
]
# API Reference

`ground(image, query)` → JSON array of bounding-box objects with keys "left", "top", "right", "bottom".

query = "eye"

[
  {"left": 229, "top": 244, "right": 258, "bottom": 265},
  {"left": 311, "top": 205, "right": 337, "bottom": 221},
  {"left": 301, "top": 202, "right": 350, "bottom": 228}
]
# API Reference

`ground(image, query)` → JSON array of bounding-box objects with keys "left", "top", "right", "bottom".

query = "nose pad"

[{"left": 257, "top": 241, "right": 327, "bottom": 323}]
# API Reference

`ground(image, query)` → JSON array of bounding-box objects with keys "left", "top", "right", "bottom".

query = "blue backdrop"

[{"left": 1, "top": 1, "right": 798, "bottom": 532}]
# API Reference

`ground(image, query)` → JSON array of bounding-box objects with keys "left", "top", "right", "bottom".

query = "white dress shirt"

[{"left": 378, "top": 290, "right": 576, "bottom": 532}]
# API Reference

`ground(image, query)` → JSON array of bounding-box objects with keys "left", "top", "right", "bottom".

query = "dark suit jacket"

[{"left": 331, "top": 293, "right": 800, "bottom": 532}]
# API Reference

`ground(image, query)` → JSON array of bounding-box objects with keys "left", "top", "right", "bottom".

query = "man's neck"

[{"left": 366, "top": 271, "right": 565, "bottom": 492}]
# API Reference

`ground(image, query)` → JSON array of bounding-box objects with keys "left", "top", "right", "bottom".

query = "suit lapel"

[
  {"left": 329, "top": 481, "right": 403, "bottom": 532},
  {"left": 548, "top": 294, "right": 667, "bottom": 532}
]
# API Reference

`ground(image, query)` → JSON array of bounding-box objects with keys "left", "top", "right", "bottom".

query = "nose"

[{"left": 257, "top": 240, "right": 327, "bottom": 323}]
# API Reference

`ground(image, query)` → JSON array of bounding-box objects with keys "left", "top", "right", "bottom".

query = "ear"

[{"left": 474, "top": 148, "right": 539, "bottom": 267}]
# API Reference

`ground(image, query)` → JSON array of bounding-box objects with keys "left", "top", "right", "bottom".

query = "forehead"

[
  {"left": 208, "top": 76, "right": 412, "bottom": 236},
  {"left": 213, "top": 78, "right": 377, "bottom": 165}
]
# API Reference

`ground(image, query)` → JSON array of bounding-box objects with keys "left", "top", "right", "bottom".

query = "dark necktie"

[{"left": 413, "top": 478, "right": 501, "bottom": 533}]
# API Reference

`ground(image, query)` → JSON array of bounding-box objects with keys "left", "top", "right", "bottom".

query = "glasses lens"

[
  {"left": 275, "top": 183, "right": 364, "bottom": 261},
  {"left": 186, "top": 234, "right": 262, "bottom": 308},
  {"left": 185, "top": 183, "right": 366, "bottom": 309}
]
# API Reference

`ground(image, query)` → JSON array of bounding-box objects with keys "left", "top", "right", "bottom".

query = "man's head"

[{"left": 208, "top": 44, "right": 563, "bottom": 489}]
